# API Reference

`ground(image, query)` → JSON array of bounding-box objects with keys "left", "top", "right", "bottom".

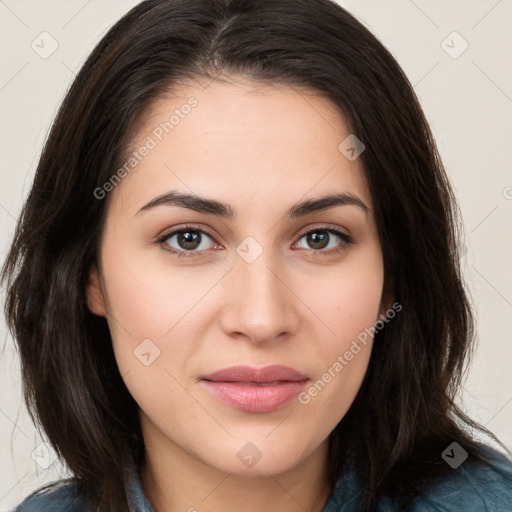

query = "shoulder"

[
  {"left": 10, "top": 480, "right": 89, "bottom": 512},
  {"left": 406, "top": 444, "right": 512, "bottom": 511}
]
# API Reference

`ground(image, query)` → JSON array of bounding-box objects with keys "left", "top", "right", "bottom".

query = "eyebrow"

[{"left": 136, "top": 190, "right": 369, "bottom": 219}]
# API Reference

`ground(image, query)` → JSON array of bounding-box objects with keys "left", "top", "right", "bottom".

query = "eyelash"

[{"left": 156, "top": 224, "right": 353, "bottom": 260}]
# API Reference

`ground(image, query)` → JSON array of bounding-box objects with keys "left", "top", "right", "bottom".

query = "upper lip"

[{"left": 200, "top": 365, "right": 309, "bottom": 383}]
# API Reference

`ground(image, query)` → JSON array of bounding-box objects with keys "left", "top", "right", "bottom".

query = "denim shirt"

[{"left": 11, "top": 444, "right": 512, "bottom": 511}]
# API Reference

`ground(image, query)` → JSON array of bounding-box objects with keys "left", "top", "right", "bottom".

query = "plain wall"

[{"left": 1, "top": 1, "right": 511, "bottom": 509}]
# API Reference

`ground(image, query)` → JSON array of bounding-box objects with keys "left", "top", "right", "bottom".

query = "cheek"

[
  {"left": 294, "top": 250, "right": 383, "bottom": 414},
  {"left": 99, "top": 236, "right": 202, "bottom": 341},
  {"left": 300, "top": 247, "right": 384, "bottom": 344},
  {"left": 98, "top": 237, "right": 214, "bottom": 395},
  {"left": 297, "top": 308, "right": 375, "bottom": 436}
]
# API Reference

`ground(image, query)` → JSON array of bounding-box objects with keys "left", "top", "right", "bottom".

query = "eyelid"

[{"left": 295, "top": 223, "right": 351, "bottom": 240}]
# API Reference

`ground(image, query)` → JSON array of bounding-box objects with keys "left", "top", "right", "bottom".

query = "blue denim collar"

[{"left": 124, "top": 465, "right": 156, "bottom": 512}]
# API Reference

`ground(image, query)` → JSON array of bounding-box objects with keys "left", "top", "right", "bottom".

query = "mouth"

[{"left": 199, "top": 365, "right": 309, "bottom": 412}]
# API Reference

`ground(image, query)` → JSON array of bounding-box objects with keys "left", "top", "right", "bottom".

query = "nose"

[{"left": 219, "top": 250, "right": 299, "bottom": 345}]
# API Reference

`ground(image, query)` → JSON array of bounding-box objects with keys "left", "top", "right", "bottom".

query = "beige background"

[{"left": 1, "top": 0, "right": 511, "bottom": 509}]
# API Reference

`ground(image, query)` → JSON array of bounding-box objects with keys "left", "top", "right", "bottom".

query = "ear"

[{"left": 86, "top": 264, "right": 107, "bottom": 316}]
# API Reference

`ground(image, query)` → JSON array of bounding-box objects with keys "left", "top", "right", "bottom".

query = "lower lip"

[{"left": 200, "top": 379, "right": 309, "bottom": 412}]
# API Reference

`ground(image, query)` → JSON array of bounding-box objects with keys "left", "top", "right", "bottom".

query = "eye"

[
  {"left": 293, "top": 226, "right": 353, "bottom": 255},
  {"left": 157, "top": 225, "right": 219, "bottom": 258}
]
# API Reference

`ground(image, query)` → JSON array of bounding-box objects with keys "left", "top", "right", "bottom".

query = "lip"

[
  {"left": 199, "top": 365, "right": 310, "bottom": 412},
  {"left": 201, "top": 364, "right": 309, "bottom": 383}
]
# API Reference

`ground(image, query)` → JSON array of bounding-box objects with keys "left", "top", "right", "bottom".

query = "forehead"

[{"left": 109, "top": 78, "right": 372, "bottom": 218}]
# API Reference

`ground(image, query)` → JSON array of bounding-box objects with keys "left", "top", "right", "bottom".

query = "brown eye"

[
  {"left": 294, "top": 228, "right": 352, "bottom": 253},
  {"left": 158, "top": 226, "right": 218, "bottom": 258}
]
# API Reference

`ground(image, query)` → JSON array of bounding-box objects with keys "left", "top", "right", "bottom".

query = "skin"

[{"left": 87, "top": 76, "right": 387, "bottom": 512}]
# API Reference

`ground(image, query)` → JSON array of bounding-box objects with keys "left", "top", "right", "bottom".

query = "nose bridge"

[
  {"left": 224, "top": 233, "right": 295, "bottom": 340},
  {"left": 237, "top": 235, "right": 286, "bottom": 306}
]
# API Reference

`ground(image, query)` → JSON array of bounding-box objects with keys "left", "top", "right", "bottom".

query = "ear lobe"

[{"left": 86, "top": 264, "right": 107, "bottom": 316}]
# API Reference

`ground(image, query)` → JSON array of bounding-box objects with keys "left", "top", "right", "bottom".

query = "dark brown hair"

[{"left": 2, "top": 0, "right": 508, "bottom": 510}]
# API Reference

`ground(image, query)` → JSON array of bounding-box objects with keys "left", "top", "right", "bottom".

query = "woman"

[{"left": 3, "top": 0, "right": 512, "bottom": 511}]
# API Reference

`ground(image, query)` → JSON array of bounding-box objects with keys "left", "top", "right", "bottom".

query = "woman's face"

[{"left": 87, "top": 78, "right": 386, "bottom": 477}]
